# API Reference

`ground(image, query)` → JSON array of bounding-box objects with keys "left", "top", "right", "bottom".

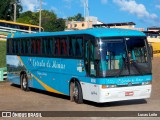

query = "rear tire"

[
  {"left": 70, "top": 82, "right": 74, "bottom": 102},
  {"left": 21, "top": 74, "right": 29, "bottom": 91},
  {"left": 70, "top": 81, "right": 83, "bottom": 104}
]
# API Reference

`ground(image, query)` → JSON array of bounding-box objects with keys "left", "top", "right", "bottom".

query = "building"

[
  {"left": 66, "top": 20, "right": 93, "bottom": 30},
  {"left": 66, "top": 16, "right": 103, "bottom": 30},
  {"left": 93, "top": 22, "right": 144, "bottom": 31},
  {"left": 147, "top": 27, "right": 160, "bottom": 32}
]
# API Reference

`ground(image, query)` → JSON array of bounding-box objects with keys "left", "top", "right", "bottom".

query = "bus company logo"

[
  {"left": 28, "top": 58, "right": 66, "bottom": 69},
  {"left": 2, "top": 112, "right": 11, "bottom": 117}
]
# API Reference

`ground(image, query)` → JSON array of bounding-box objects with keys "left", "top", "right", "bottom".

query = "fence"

[{"left": 0, "top": 67, "right": 7, "bottom": 82}]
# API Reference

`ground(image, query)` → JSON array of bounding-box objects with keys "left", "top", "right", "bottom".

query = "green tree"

[
  {"left": 44, "top": 18, "right": 65, "bottom": 32},
  {"left": 17, "top": 10, "right": 65, "bottom": 32},
  {"left": 0, "top": 0, "right": 22, "bottom": 20},
  {"left": 68, "top": 13, "right": 84, "bottom": 21},
  {"left": 17, "top": 11, "right": 39, "bottom": 25}
]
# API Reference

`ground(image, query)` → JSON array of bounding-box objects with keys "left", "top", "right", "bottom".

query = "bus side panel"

[
  {"left": 6, "top": 55, "right": 33, "bottom": 87},
  {"left": 7, "top": 55, "right": 22, "bottom": 85},
  {"left": 19, "top": 57, "right": 87, "bottom": 95}
]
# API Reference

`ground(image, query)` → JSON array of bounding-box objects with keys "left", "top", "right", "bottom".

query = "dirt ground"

[{"left": 0, "top": 57, "right": 160, "bottom": 120}]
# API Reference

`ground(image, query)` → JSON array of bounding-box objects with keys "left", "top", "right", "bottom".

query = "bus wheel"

[
  {"left": 70, "top": 81, "right": 83, "bottom": 104},
  {"left": 70, "top": 82, "right": 74, "bottom": 102},
  {"left": 21, "top": 74, "right": 28, "bottom": 91}
]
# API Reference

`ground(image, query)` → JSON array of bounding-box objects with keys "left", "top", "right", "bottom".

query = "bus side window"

[
  {"left": 26, "top": 40, "right": 30, "bottom": 54},
  {"left": 50, "top": 38, "right": 54, "bottom": 55},
  {"left": 72, "top": 38, "right": 76, "bottom": 56},
  {"left": 17, "top": 40, "right": 21, "bottom": 54},
  {"left": 13, "top": 39, "right": 19, "bottom": 54},
  {"left": 31, "top": 39, "right": 37, "bottom": 55},
  {"left": 61, "top": 38, "right": 68, "bottom": 56},
  {"left": 55, "top": 38, "right": 61, "bottom": 56},
  {"left": 42, "top": 39, "right": 47, "bottom": 55},
  {"left": 77, "top": 38, "right": 83, "bottom": 56},
  {"left": 21, "top": 39, "right": 25, "bottom": 54},
  {"left": 48, "top": 39, "right": 53, "bottom": 55},
  {"left": 37, "top": 39, "right": 41, "bottom": 55},
  {"left": 13, "top": 40, "right": 16, "bottom": 54},
  {"left": 69, "top": 38, "right": 73, "bottom": 56}
]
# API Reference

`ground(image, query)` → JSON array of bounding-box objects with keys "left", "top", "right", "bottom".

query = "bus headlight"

[
  {"left": 142, "top": 81, "right": 152, "bottom": 85},
  {"left": 102, "top": 84, "right": 117, "bottom": 89}
]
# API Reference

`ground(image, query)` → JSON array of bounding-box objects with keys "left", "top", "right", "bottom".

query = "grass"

[{"left": 0, "top": 41, "right": 6, "bottom": 68}]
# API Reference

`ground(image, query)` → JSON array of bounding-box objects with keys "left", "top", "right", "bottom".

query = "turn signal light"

[
  {"left": 101, "top": 84, "right": 117, "bottom": 89},
  {"left": 102, "top": 85, "right": 107, "bottom": 89}
]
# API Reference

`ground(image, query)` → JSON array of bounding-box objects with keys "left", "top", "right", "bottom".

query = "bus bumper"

[{"left": 97, "top": 85, "right": 152, "bottom": 103}]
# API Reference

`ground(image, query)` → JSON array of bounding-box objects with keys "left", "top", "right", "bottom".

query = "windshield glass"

[{"left": 97, "top": 37, "right": 151, "bottom": 77}]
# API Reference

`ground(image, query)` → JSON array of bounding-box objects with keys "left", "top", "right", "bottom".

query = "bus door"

[{"left": 84, "top": 37, "right": 97, "bottom": 77}]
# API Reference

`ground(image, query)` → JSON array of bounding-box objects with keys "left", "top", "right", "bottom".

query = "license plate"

[{"left": 125, "top": 91, "right": 134, "bottom": 96}]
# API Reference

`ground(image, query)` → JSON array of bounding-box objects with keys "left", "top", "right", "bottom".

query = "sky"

[{"left": 20, "top": 0, "right": 160, "bottom": 30}]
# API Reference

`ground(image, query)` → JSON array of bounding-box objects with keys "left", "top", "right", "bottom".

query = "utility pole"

[
  {"left": 39, "top": 0, "right": 42, "bottom": 32},
  {"left": 84, "top": 0, "right": 89, "bottom": 28},
  {"left": 13, "top": 3, "right": 17, "bottom": 22}
]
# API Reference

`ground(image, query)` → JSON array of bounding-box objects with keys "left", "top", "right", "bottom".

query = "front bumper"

[{"left": 97, "top": 85, "right": 151, "bottom": 103}]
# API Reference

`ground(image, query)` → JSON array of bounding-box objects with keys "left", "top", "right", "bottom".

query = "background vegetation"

[
  {"left": 0, "top": 0, "right": 22, "bottom": 21},
  {"left": 17, "top": 10, "right": 66, "bottom": 32},
  {"left": 0, "top": 1, "right": 84, "bottom": 68},
  {"left": 0, "top": 41, "right": 6, "bottom": 67},
  {"left": 0, "top": 1, "right": 84, "bottom": 32}
]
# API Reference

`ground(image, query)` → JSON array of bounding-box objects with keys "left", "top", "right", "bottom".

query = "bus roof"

[
  {"left": 8, "top": 28, "right": 146, "bottom": 38},
  {"left": 0, "top": 20, "right": 43, "bottom": 29}
]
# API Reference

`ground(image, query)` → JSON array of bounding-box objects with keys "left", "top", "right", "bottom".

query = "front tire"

[
  {"left": 70, "top": 81, "right": 83, "bottom": 104},
  {"left": 21, "top": 74, "right": 29, "bottom": 91}
]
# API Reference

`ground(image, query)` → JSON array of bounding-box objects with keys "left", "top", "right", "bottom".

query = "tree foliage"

[
  {"left": 0, "top": 0, "right": 22, "bottom": 20},
  {"left": 17, "top": 10, "right": 65, "bottom": 32},
  {"left": 68, "top": 13, "right": 84, "bottom": 21}
]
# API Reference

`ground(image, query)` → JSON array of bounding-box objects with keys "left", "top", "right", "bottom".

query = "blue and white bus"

[{"left": 6, "top": 28, "right": 152, "bottom": 103}]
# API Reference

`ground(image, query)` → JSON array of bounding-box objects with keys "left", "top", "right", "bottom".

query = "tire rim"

[
  {"left": 74, "top": 85, "right": 78, "bottom": 98},
  {"left": 23, "top": 77, "right": 27, "bottom": 89}
]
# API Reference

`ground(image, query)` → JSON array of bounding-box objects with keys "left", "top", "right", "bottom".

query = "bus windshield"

[{"left": 97, "top": 37, "right": 152, "bottom": 77}]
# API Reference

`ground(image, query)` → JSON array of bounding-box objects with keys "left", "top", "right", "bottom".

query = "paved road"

[{"left": 0, "top": 57, "right": 160, "bottom": 120}]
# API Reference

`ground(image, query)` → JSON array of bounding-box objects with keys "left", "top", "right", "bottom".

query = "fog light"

[
  {"left": 102, "top": 84, "right": 116, "bottom": 89},
  {"left": 142, "top": 81, "right": 152, "bottom": 85}
]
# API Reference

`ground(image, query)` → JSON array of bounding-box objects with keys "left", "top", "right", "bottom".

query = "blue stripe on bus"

[
  {"left": 20, "top": 56, "right": 151, "bottom": 93},
  {"left": 7, "top": 28, "right": 146, "bottom": 39},
  {"left": 7, "top": 55, "right": 152, "bottom": 95}
]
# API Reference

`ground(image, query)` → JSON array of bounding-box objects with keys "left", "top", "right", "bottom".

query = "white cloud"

[
  {"left": 113, "top": 0, "right": 158, "bottom": 20},
  {"left": 101, "top": 0, "right": 108, "bottom": 4},
  {"left": 42, "top": 2, "right": 47, "bottom": 6},
  {"left": 51, "top": 6, "right": 65, "bottom": 17},
  {"left": 21, "top": 0, "right": 39, "bottom": 12},
  {"left": 155, "top": 5, "right": 160, "bottom": 9},
  {"left": 51, "top": 7, "right": 58, "bottom": 13}
]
